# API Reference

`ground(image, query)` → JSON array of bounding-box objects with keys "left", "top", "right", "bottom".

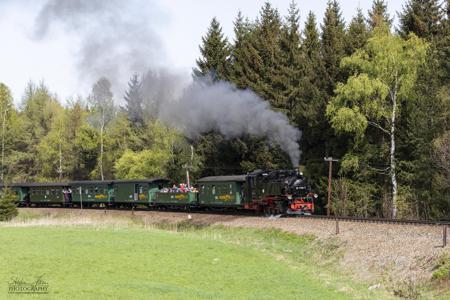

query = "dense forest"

[{"left": 0, "top": 0, "right": 448, "bottom": 219}]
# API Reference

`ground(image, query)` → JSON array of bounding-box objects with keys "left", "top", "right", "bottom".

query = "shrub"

[
  {"left": 432, "top": 254, "right": 450, "bottom": 281},
  {"left": 0, "top": 188, "right": 18, "bottom": 221}
]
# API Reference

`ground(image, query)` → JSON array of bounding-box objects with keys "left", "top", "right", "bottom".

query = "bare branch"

[{"left": 368, "top": 121, "right": 390, "bottom": 135}]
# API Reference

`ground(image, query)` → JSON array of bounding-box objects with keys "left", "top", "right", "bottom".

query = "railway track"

[
  {"left": 20, "top": 205, "right": 450, "bottom": 227},
  {"left": 293, "top": 214, "right": 450, "bottom": 226}
]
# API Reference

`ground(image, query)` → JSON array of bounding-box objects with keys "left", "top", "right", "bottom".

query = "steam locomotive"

[{"left": 3, "top": 169, "right": 316, "bottom": 215}]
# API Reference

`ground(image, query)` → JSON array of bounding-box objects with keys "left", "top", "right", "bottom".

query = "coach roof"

[
  {"left": 3, "top": 182, "right": 71, "bottom": 187},
  {"left": 197, "top": 175, "right": 247, "bottom": 183},
  {"left": 112, "top": 179, "right": 170, "bottom": 184}
]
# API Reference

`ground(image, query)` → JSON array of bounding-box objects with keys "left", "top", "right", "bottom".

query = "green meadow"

[{"left": 0, "top": 216, "right": 395, "bottom": 300}]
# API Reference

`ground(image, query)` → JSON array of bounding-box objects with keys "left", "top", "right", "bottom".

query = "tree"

[
  {"left": 0, "top": 188, "right": 18, "bottom": 221},
  {"left": 398, "top": 0, "right": 444, "bottom": 40},
  {"left": 326, "top": 25, "right": 428, "bottom": 218},
  {"left": 298, "top": 11, "right": 333, "bottom": 200},
  {"left": 229, "top": 1, "right": 285, "bottom": 110},
  {"left": 276, "top": 0, "right": 303, "bottom": 119},
  {"left": 88, "top": 77, "right": 115, "bottom": 181},
  {"left": 368, "top": 0, "right": 393, "bottom": 29},
  {"left": 321, "top": 0, "right": 346, "bottom": 95},
  {"left": 345, "top": 8, "right": 369, "bottom": 54},
  {"left": 73, "top": 124, "right": 100, "bottom": 180},
  {"left": 123, "top": 73, "right": 144, "bottom": 126},
  {"left": 36, "top": 105, "right": 67, "bottom": 181},
  {"left": 228, "top": 11, "right": 255, "bottom": 88},
  {"left": 19, "top": 81, "right": 61, "bottom": 180},
  {"left": 113, "top": 120, "right": 196, "bottom": 180},
  {"left": 193, "top": 17, "right": 230, "bottom": 81},
  {"left": 432, "top": 130, "right": 450, "bottom": 190},
  {"left": 114, "top": 149, "right": 168, "bottom": 179},
  {"left": 0, "top": 84, "right": 14, "bottom": 182},
  {"left": 302, "top": 11, "right": 321, "bottom": 65},
  {"left": 63, "top": 99, "right": 90, "bottom": 179},
  {"left": 430, "top": 130, "right": 450, "bottom": 218}
]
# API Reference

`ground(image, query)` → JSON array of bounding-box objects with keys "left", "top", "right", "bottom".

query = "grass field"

[{"left": 0, "top": 213, "right": 399, "bottom": 299}]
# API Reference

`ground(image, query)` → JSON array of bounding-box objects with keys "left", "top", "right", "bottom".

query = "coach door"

[
  {"left": 133, "top": 184, "right": 146, "bottom": 201},
  {"left": 134, "top": 184, "right": 139, "bottom": 201}
]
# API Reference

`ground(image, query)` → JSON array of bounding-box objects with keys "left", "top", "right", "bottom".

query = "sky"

[{"left": 0, "top": 0, "right": 405, "bottom": 103}]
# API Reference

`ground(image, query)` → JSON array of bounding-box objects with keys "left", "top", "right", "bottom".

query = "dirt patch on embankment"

[{"left": 13, "top": 208, "right": 450, "bottom": 292}]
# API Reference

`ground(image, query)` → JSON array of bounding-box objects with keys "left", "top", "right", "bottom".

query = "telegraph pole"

[{"left": 324, "top": 157, "right": 339, "bottom": 216}]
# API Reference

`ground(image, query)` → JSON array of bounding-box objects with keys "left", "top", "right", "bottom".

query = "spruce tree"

[
  {"left": 193, "top": 17, "right": 230, "bottom": 81},
  {"left": 398, "top": 0, "right": 444, "bottom": 40},
  {"left": 368, "top": 0, "right": 393, "bottom": 29},
  {"left": 396, "top": 0, "right": 449, "bottom": 219},
  {"left": 276, "top": 0, "right": 303, "bottom": 119},
  {"left": 228, "top": 11, "right": 258, "bottom": 89},
  {"left": 320, "top": 0, "right": 346, "bottom": 95},
  {"left": 302, "top": 11, "right": 323, "bottom": 76},
  {"left": 0, "top": 188, "right": 18, "bottom": 221},
  {"left": 345, "top": 8, "right": 369, "bottom": 54},
  {"left": 251, "top": 2, "right": 283, "bottom": 104},
  {"left": 123, "top": 73, "right": 144, "bottom": 126},
  {"left": 299, "top": 11, "right": 334, "bottom": 203}
]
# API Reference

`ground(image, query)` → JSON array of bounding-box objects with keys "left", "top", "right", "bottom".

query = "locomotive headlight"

[
  {"left": 287, "top": 195, "right": 292, "bottom": 199},
  {"left": 314, "top": 194, "right": 318, "bottom": 198}
]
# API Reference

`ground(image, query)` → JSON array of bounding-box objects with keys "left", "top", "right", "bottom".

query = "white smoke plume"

[{"left": 159, "top": 79, "right": 302, "bottom": 167}]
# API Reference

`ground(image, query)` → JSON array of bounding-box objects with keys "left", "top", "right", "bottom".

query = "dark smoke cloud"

[
  {"left": 32, "top": 1, "right": 302, "bottom": 166},
  {"left": 140, "top": 68, "right": 189, "bottom": 118},
  {"left": 34, "top": 0, "right": 166, "bottom": 95},
  {"left": 158, "top": 80, "right": 302, "bottom": 167}
]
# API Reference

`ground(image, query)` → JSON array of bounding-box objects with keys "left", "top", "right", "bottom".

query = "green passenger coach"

[
  {"left": 26, "top": 183, "right": 70, "bottom": 205},
  {"left": 112, "top": 179, "right": 170, "bottom": 205},
  {"left": 197, "top": 175, "right": 247, "bottom": 207},
  {"left": 70, "top": 181, "right": 113, "bottom": 207}
]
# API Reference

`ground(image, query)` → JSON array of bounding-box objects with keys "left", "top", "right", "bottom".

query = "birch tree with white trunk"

[
  {"left": 326, "top": 24, "right": 428, "bottom": 218},
  {"left": 89, "top": 78, "right": 115, "bottom": 181}
]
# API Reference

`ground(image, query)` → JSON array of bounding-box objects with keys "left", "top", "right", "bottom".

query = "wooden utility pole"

[{"left": 324, "top": 157, "right": 339, "bottom": 216}]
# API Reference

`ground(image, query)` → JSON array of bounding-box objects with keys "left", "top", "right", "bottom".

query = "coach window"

[
  {"left": 229, "top": 184, "right": 233, "bottom": 194},
  {"left": 85, "top": 188, "right": 89, "bottom": 195},
  {"left": 212, "top": 185, "right": 215, "bottom": 195},
  {"left": 46, "top": 190, "right": 50, "bottom": 195},
  {"left": 95, "top": 187, "right": 99, "bottom": 194},
  {"left": 139, "top": 186, "right": 143, "bottom": 194}
]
